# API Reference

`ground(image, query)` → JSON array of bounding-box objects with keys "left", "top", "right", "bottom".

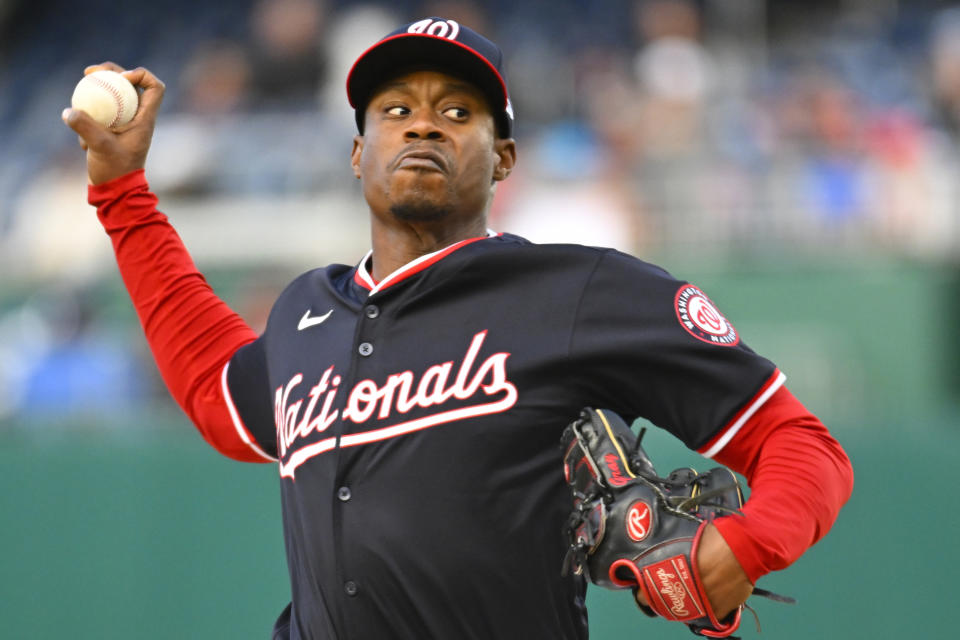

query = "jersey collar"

[{"left": 354, "top": 230, "right": 499, "bottom": 296}]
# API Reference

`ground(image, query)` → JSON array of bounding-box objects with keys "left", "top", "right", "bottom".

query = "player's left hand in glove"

[{"left": 560, "top": 407, "right": 791, "bottom": 637}]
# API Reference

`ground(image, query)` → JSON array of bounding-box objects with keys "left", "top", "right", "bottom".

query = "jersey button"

[
  {"left": 344, "top": 581, "right": 359, "bottom": 597},
  {"left": 337, "top": 486, "right": 351, "bottom": 502},
  {"left": 364, "top": 305, "right": 380, "bottom": 319},
  {"left": 358, "top": 342, "right": 373, "bottom": 357}
]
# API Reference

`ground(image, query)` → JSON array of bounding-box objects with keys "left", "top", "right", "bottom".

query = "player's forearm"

[
  {"left": 712, "top": 390, "right": 854, "bottom": 583},
  {"left": 89, "top": 170, "right": 260, "bottom": 449}
]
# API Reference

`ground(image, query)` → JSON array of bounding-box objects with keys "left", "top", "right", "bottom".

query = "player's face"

[{"left": 351, "top": 70, "right": 515, "bottom": 224}]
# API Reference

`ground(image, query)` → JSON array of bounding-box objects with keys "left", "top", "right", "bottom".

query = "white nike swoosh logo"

[{"left": 297, "top": 309, "right": 333, "bottom": 331}]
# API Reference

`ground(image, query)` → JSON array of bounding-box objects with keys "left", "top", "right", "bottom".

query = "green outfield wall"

[{"left": 1, "top": 420, "right": 953, "bottom": 639}]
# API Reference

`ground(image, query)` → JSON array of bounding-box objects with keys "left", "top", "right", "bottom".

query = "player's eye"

[
  {"left": 442, "top": 106, "right": 469, "bottom": 121},
  {"left": 385, "top": 105, "right": 410, "bottom": 116}
]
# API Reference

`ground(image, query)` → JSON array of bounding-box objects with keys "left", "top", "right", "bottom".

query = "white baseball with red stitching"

[{"left": 70, "top": 69, "right": 139, "bottom": 128}]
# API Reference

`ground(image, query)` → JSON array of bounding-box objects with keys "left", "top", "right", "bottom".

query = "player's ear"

[
  {"left": 351, "top": 135, "right": 363, "bottom": 179},
  {"left": 492, "top": 137, "right": 516, "bottom": 182}
]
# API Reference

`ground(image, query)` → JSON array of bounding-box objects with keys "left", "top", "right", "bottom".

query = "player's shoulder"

[
  {"left": 271, "top": 263, "right": 353, "bottom": 300},
  {"left": 261, "top": 263, "right": 355, "bottom": 328},
  {"left": 488, "top": 233, "right": 674, "bottom": 280}
]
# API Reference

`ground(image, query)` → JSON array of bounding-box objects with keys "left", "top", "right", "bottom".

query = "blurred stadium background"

[{"left": 0, "top": 0, "right": 956, "bottom": 637}]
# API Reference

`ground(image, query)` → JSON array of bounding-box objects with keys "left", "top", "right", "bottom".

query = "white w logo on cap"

[{"left": 408, "top": 18, "right": 460, "bottom": 40}]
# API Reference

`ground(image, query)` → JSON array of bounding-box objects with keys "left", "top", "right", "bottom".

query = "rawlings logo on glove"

[{"left": 560, "top": 408, "right": 792, "bottom": 637}]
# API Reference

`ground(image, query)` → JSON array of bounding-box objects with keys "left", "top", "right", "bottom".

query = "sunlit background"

[{"left": 0, "top": 0, "right": 956, "bottom": 637}]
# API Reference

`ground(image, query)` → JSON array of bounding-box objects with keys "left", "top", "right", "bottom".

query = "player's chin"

[
  {"left": 388, "top": 198, "right": 453, "bottom": 223},
  {"left": 388, "top": 178, "right": 455, "bottom": 220}
]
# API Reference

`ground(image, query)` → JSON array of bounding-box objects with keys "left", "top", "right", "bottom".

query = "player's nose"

[{"left": 403, "top": 109, "right": 445, "bottom": 141}]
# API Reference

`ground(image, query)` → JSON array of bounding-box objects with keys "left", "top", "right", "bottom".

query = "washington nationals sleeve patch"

[{"left": 674, "top": 285, "right": 739, "bottom": 347}]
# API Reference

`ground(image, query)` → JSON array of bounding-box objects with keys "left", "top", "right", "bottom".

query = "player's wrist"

[
  {"left": 87, "top": 168, "right": 149, "bottom": 202},
  {"left": 710, "top": 511, "right": 769, "bottom": 585},
  {"left": 695, "top": 523, "right": 753, "bottom": 620}
]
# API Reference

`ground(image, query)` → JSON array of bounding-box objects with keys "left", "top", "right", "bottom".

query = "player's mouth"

[{"left": 394, "top": 148, "right": 448, "bottom": 173}]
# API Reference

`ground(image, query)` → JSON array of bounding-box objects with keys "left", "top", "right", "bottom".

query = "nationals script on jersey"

[
  {"left": 222, "top": 233, "right": 781, "bottom": 640},
  {"left": 272, "top": 329, "right": 517, "bottom": 478}
]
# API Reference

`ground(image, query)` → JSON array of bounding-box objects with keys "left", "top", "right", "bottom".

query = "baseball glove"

[{"left": 561, "top": 407, "right": 790, "bottom": 638}]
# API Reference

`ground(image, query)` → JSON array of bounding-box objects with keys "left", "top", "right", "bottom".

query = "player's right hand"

[{"left": 62, "top": 62, "right": 165, "bottom": 186}]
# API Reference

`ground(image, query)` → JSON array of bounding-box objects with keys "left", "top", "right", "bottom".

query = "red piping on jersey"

[
  {"left": 353, "top": 257, "right": 376, "bottom": 290},
  {"left": 221, "top": 362, "right": 277, "bottom": 461},
  {"left": 353, "top": 232, "right": 500, "bottom": 294},
  {"left": 697, "top": 369, "right": 785, "bottom": 459}
]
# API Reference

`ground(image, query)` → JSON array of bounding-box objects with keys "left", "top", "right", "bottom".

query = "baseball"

[{"left": 70, "top": 70, "right": 139, "bottom": 128}]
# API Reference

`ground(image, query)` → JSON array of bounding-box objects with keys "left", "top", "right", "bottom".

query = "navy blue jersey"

[{"left": 223, "top": 233, "right": 778, "bottom": 639}]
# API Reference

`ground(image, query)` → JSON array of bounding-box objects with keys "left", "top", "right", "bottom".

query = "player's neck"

[{"left": 369, "top": 217, "right": 488, "bottom": 282}]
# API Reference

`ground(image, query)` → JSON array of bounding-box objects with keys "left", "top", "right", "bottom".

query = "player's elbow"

[
  {"left": 184, "top": 385, "right": 276, "bottom": 464},
  {"left": 832, "top": 437, "right": 854, "bottom": 508},
  {"left": 200, "top": 429, "right": 276, "bottom": 463}
]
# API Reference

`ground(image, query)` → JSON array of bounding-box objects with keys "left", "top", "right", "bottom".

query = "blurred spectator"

[
  {"left": 178, "top": 40, "right": 253, "bottom": 116},
  {"left": 247, "top": 0, "right": 328, "bottom": 110},
  {"left": 0, "top": 287, "right": 150, "bottom": 424},
  {"left": 320, "top": 5, "right": 401, "bottom": 130},
  {"left": 145, "top": 9, "right": 343, "bottom": 196},
  {"left": 495, "top": 121, "right": 639, "bottom": 251},
  {"left": 863, "top": 109, "right": 958, "bottom": 254},
  {"left": 632, "top": 0, "right": 712, "bottom": 158},
  {"left": 1, "top": 152, "right": 108, "bottom": 280},
  {"left": 797, "top": 74, "right": 871, "bottom": 229},
  {"left": 612, "top": 0, "right": 724, "bottom": 249},
  {"left": 145, "top": 40, "right": 253, "bottom": 195},
  {"left": 930, "top": 7, "right": 960, "bottom": 139},
  {"left": 416, "top": 0, "right": 489, "bottom": 36}
]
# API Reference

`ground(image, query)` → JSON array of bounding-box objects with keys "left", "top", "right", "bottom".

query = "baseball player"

[{"left": 62, "top": 18, "right": 853, "bottom": 640}]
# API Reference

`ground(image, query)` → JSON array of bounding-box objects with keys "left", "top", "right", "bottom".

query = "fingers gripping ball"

[
  {"left": 71, "top": 70, "right": 139, "bottom": 128},
  {"left": 561, "top": 408, "right": 753, "bottom": 637}
]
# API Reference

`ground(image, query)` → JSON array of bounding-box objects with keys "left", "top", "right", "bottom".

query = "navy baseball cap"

[{"left": 346, "top": 17, "right": 514, "bottom": 138}]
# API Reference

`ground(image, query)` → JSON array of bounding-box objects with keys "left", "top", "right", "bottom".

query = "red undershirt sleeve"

[
  {"left": 89, "top": 169, "right": 273, "bottom": 463},
  {"left": 707, "top": 385, "right": 854, "bottom": 584}
]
